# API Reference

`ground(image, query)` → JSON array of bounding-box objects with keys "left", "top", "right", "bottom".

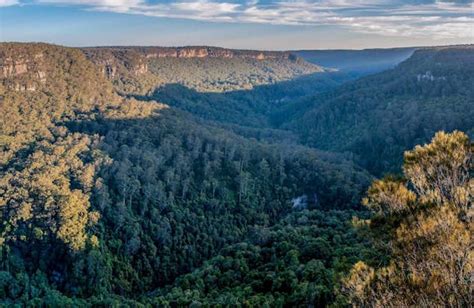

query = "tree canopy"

[
  {"left": 0, "top": 42, "right": 472, "bottom": 306},
  {"left": 343, "top": 131, "right": 473, "bottom": 307}
]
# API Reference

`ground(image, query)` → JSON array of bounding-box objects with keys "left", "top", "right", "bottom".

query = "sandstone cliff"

[
  {"left": 87, "top": 46, "right": 296, "bottom": 60},
  {"left": 0, "top": 45, "right": 47, "bottom": 91}
]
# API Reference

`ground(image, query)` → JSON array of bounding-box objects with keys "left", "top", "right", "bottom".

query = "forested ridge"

[
  {"left": 0, "top": 42, "right": 472, "bottom": 306},
  {"left": 82, "top": 46, "right": 322, "bottom": 94},
  {"left": 283, "top": 46, "right": 474, "bottom": 175}
]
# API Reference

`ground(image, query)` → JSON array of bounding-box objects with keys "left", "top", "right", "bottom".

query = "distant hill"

[
  {"left": 283, "top": 45, "right": 474, "bottom": 174},
  {"left": 292, "top": 47, "right": 415, "bottom": 75},
  {"left": 82, "top": 46, "right": 323, "bottom": 93}
]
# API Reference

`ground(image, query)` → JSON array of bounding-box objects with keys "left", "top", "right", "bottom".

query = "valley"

[{"left": 0, "top": 42, "right": 472, "bottom": 306}]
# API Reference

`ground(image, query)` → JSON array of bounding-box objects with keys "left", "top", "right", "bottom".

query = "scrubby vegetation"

[{"left": 343, "top": 131, "right": 473, "bottom": 306}]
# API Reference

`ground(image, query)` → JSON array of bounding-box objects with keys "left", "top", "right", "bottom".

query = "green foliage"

[
  {"left": 0, "top": 43, "right": 372, "bottom": 305},
  {"left": 83, "top": 47, "right": 322, "bottom": 94},
  {"left": 285, "top": 46, "right": 474, "bottom": 175},
  {"left": 342, "top": 131, "right": 473, "bottom": 306},
  {"left": 141, "top": 72, "right": 353, "bottom": 130},
  {"left": 68, "top": 107, "right": 370, "bottom": 296},
  {"left": 149, "top": 210, "right": 373, "bottom": 307},
  {"left": 147, "top": 57, "right": 321, "bottom": 93},
  {"left": 1, "top": 42, "right": 472, "bottom": 306}
]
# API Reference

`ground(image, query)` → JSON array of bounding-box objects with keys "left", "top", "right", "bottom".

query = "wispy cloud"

[
  {"left": 8, "top": 0, "right": 474, "bottom": 39},
  {"left": 0, "top": 0, "right": 19, "bottom": 7}
]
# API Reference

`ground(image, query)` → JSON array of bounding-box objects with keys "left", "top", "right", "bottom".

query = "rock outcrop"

[
  {"left": 0, "top": 48, "right": 47, "bottom": 91},
  {"left": 111, "top": 46, "right": 295, "bottom": 60},
  {"left": 1, "top": 53, "right": 45, "bottom": 78},
  {"left": 1, "top": 43, "right": 115, "bottom": 100},
  {"left": 82, "top": 48, "right": 149, "bottom": 79}
]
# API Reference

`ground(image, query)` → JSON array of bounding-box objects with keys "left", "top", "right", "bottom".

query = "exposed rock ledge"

[
  {"left": 0, "top": 53, "right": 45, "bottom": 79},
  {"left": 0, "top": 52, "right": 47, "bottom": 91},
  {"left": 84, "top": 46, "right": 297, "bottom": 61}
]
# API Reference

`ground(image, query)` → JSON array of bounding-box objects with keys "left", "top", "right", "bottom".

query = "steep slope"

[
  {"left": 0, "top": 42, "right": 159, "bottom": 258},
  {"left": 4, "top": 41, "right": 471, "bottom": 306},
  {"left": 293, "top": 47, "right": 415, "bottom": 75},
  {"left": 141, "top": 71, "right": 354, "bottom": 130},
  {"left": 284, "top": 45, "right": 474, "bottom": 174},
  {"left": 82, "top": 46, "right": 353, "bottom": 142},
  {"left": 0, "top": 42, "right": 114, "bottom": 161}
]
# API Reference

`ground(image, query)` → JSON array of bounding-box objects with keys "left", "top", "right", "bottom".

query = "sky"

[{"left": 0, "top": 0, "right": 473, "bottom": 50}]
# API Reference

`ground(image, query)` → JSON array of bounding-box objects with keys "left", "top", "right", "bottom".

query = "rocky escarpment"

[
  {"left": 139, "top": 46, "right": 299, "bottom": 61},
  {"left": 0, "top": 46, "right": 47, "bottom": 92},
  {"left": 1, "top": 43, "right": 322, "bottom": 95},
  {"left": 82, "top": 48, "right": 148, "bottom": 79},
  {"left": 87, "top": 46, "right": 297, "bottom": 60},
  {"left": 0, "top": 42, "right": 115, "bottom": 109},
  {"left": 82, "top": 46, "right": 304, "bottom": 79}
]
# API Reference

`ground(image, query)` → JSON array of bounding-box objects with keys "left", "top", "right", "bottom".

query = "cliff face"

[
  {"left": 82, "top": 48, "right": 149, "bottom": 79},
  {"left": 98, "top": 58, "right": 147, "bottom": 78},
  {"left": 92, "top": 46, "right": 295, "bottom": 60},
  {"left": 1, "top": 57, "right": 30, "bottom": 76},
  {"left": 0, "top": 42, "right": 115, "bottom": 108},
  {"left": 0, "top": 47, "right": 47, "bottom": 91}
]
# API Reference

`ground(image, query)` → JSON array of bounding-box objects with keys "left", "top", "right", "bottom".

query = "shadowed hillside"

[{"left": 283, "top": 46, "right": 474, "bottom": 175}]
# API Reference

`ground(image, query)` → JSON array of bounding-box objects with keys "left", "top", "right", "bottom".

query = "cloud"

[
  {"left": 0, "top": 0, "right": 19, "bottom": 7},
  {"left": 8, "top": 0, "right": 474, "bottom": 39},
  {"left": 37, "top": 0, "right": 144, "bottom": 12}
]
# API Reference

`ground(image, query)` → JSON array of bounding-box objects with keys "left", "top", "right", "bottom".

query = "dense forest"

[
  {"left": 282, "top": 46, "right": 474, "bottom": 175},
  {"left": 0, "top": 42, "right": 472, "bottom": 306}
]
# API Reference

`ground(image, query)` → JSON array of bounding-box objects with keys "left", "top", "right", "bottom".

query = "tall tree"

[{"left": 342, "top": 131, "right": 473, "bottom": 306}]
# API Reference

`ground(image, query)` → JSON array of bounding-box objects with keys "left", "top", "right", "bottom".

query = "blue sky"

[{"left": 0, "top": 0, "right": 472, "bottom": 49}]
